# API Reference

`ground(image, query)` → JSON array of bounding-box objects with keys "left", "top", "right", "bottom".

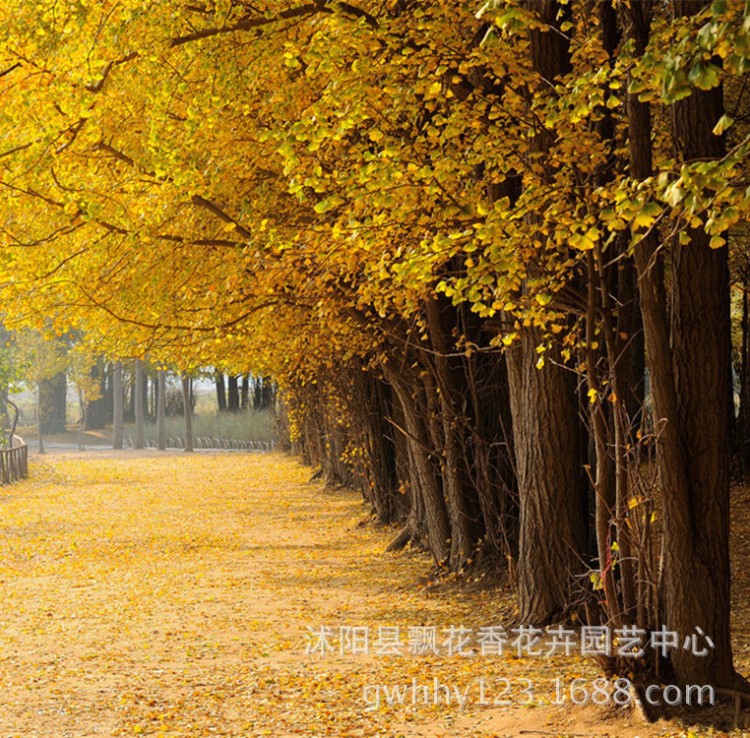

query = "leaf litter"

[{"left": 0, "top": 450, "right": 746, "bottom": 738}]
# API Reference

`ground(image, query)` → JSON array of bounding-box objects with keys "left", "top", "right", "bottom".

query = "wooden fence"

[{"left": 0, "top": 436, "right": 28, "bottom": 485}]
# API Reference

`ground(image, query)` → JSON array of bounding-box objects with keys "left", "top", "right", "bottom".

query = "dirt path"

[{"left": 0, "top": 451, "right": 744, "bottom": 737}]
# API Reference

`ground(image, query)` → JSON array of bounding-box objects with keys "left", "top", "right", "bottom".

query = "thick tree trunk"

[
  {"left": 623, "top": 0, "right": 739, "bottom": 687},
  {"left": 504, "top": 0, "right": 586, "bottom": 624},
  {"left": 424, "top": 297, "right": 483, "bottom": 569},
  {"left": 667, "top": 0, "right": 734, "bottom": 685},
  {"left": 507, "top": 333, "right": 587, "bottom": 624},
  {"left": 738, "top": 279, "right": 750, "bottom": 470}
]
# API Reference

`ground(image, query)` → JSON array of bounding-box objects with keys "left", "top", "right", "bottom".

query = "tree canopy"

[{"left": 2, "top": 0, "right": 750, "bottom": 693}]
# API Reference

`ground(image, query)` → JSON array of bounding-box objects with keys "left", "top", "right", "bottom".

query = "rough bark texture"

[
  {"left": 738, "top": 280, "right": 750, "bottom": 471},
  {"left": 667, "top": 0, "right": 734, "bottom": 685},
  {"left": 505, "top": 0, "right": 586, "bottom": 625},
  {"left": 385, "top": 362, "right": 451, "bottom": 565},
  {"left": 507, "top": 332, "right": 587, "bottom": 624},
  {"left": 622, "top": 0, "right": 738, "bottom": 687},
  {"left": 424, "top": 297, "right": 483, "bottom": 568}
]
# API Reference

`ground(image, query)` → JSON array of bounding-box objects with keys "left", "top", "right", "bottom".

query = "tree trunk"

[
  {"left": 134, "top": 359, "right": 145, "bottom": 450},
  {"left": 157, "top": 370, "right": 167, "bottom": 451},
  {"left": 465, "top": 340, "right": 517, "bottom": 564},
  {"left": 505, "top": 0, "right": 586, "bottom": 624},
  {"left": 667, "top": 0, "right": 734, "bottom": 685},
  {"left": 424, "top": 297, "right": 483, "bottom": 569},
  {"left": 738, "top": 276, "right": 750, "bottom": 470},
  {"left": 215, "top": 372, "right": 227, "bottom": 412},
  {"left": 385, "top": 362, "right": 451, "bottom": 565},
  {"left": 39, "top": 372, "right": 66, "bottom": 434},
  {"left": 622, "top": 0, "right": 739, "bottom": 687},
  {"left": 182, "top": 375, "right": 194, "bottom": 452},
  {"left": 36, "top": 384, "right": 45, "bottom": 454},
  {"left": 84, "top": 359, "right": 109, "bottom": 430},
  {"left": 506, "top": 332, "right": 587, "bottom": 624},
  {"left": 227, "top": 375, "right": 240, "bottom": 412},
  {"left": 259, "top": 377, "right": 275, "bottom": 410},
  {"left": 112, "top": 362, "right": 124, "bottom": 450},
  {"left": 241, "top": 374, "right": 250, "bottom": 410}
]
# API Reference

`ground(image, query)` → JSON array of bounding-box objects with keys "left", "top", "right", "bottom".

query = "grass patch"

[{"left": 124, "top": 410, "right": 275, "bottom": 446}]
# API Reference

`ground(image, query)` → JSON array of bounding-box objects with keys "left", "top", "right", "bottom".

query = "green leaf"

[
  {"left": 663, "top": 181, "right": 684, "bottom": 208},
  {"left": 633, "top": 202, "right": 662, "bottom": 229},
  {"left": 313, "top": 195, "right": 344, "bottom": 214},
  {"left": 688, "top": 62, "right": 722, "bottom": 91},
  {"left": 712, "top": 114, "right": 734, "bottom": 135}
]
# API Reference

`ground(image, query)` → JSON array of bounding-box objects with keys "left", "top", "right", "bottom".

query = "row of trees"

[
  {"left": 1, "top": 0, "right": 749, "bottom": 692},
  {"left": 0, "top": 329, "right": 276, "bottom": 457}
]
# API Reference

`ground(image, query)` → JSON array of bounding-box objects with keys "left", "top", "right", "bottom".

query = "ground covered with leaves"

[{"left": 0, "top": 451, "right": 747, "bottom": 737}]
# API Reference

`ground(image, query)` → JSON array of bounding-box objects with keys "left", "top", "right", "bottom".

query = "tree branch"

[
  {"left": 85, "top": 52, "right": 139, "bottom": 93},
  {"left": 169, "top": 0, "right": 377, "bottom": 46},
  {"left": 190, "top": 195, "right": 253, "bottom": 239},
  {"left": 0, "top": 62, "right": 21, "bottom": 78}
]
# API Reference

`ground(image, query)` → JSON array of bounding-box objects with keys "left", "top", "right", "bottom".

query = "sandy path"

[{"left": 0, "top": 451, "right": 741, "bottom": 737}]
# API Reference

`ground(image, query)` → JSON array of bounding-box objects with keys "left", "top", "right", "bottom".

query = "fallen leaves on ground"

[{"left": 0, "top": 451, "right": 746, "bottom": 737}]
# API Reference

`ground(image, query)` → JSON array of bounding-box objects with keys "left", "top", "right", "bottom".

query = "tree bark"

[
  {"left": 134, "top": 359, "right": 145, "bottom": 450},
  {"left": 384, "top": 361, "right": 451, "bottom": 565},
  {"left": 667, "top": 0, "right": 735, "bottom": 686},
  {"left": 182, "top": 375, "right": 194, "bottom": 453},
  {"left": 39, "top": 372, "right": 66, "bottom": 435},
  {"left": 112, "top": 362, "right": 124, "bottom": 450},
  {"left": 738, "top": 276, "right": 750, "bottom": 470},
  {"left": 241, "top": 374, "right": 250, "bottom": 410},
  {"left": 227, "top": 375, "right": 240, "bottom": 412},
  {"left": 424, "top": 296, "right": 483, "bottom": 569},
  {"left": 505, "top": 0, "right": 587, "bottom": 624},
  {"left": 84, "top": 359, "right": 109, "bottom": 430},
  {"left": 507, "top": 332, "right": 587, "bottom": 624},
  {"left": 622, "top": 0, "right": 740, "bottom": 687},
  {"left": 215, "top": 372, "right": 227, "bottom": 412},
  {"left": 157, "top": 370, "right": 167, "bottom": 451}
]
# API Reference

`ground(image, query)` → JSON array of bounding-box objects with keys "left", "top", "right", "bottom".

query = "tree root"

[
  {"left": 715, "top": 687, "right": 750, "bottom": 727},
  {"left": 386, "top": 524, "right": 413, "bottom": 552}
]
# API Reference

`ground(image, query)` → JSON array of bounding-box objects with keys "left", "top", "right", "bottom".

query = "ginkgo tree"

[{"left": 1, "top": 0, "right": 750, "bottom": 695}]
